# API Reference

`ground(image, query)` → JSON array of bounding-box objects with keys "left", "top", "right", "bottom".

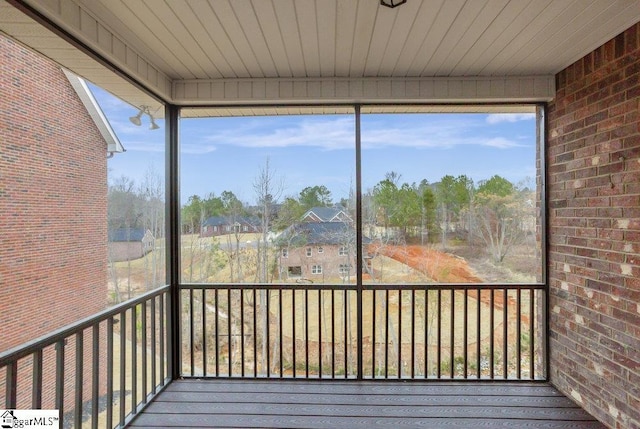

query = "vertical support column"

[
  {"left": 355, "top": 105, "right": 363, "bottom": 380},
  {"left": 166, "top": 104, "right": 181, "bottom": 380},
  {"left": 537, "top": 104, "right": 549, "bottom": 380}
]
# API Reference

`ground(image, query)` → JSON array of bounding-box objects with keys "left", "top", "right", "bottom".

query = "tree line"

[{"left": 178, "top": 170, "right": 535, "bottom": 264}]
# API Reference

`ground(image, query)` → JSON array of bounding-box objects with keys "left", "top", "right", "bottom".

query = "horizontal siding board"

[{"left": 173, "top": 76, "right": 555, "bottom": 104}]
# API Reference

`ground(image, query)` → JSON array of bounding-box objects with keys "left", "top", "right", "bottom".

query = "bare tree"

[
  {"left": 252, "top": 158, "right": 284, "bottom": 374},
  {"left": 253, "top": 157, "right": 284, "bottom": 282}
]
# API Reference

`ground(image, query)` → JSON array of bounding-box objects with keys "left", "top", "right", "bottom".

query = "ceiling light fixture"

[
  {"left": 129, "top": 105, "right": 160, "bottom": 130},
  {"left": 149, "top": 117, "right": 160, "bottom": 130},
  {"left": 129, "top": 108, "right": 144, "bottom": 126},
  {"left": 380, "top": 0, "right": 407, "bottom": 8}
]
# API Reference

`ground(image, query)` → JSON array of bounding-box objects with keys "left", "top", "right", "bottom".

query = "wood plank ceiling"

[{"left": 1, "top": 0, "right": 639, "bottom": 114}]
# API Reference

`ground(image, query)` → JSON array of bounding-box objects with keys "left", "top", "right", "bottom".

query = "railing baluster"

[
  {"left": 372, "top": 289, "right": 377, "bottom": 379},
  {"left": 437, "top": 289, "right": 441, "bottom": 379},
  {"left": 131, "top": 306, "right": 138, "bottom": 413},
  {"left": 476, "top": 288, "right": 481, "bottom": 379},
  {"left": 279, "top": 288, "right": 283, "bottom": 378},
  {"left": 240, "top": 288, "right": 245, "bottom": 378},
  {"left": 266, "top": 289, "right": 271, "bottom": 378},
  {"left": 318, "top": 289, "right": 322, "bottom": 378},
  {"left": 305, "top": 288, "right": 309, "bottom": 378},
  {"left": 517, "top": 288, "right": 522, "bottom": 380},
  {"left": 398, "top": 289, "right": 402, "bottom": 379},
  {"left": 214, "top": 289, "right": 219, "bottom": 377},
  {"left": 490, "top": 289, "right": 494, "bottom": 379},
  {"left": 202, "top": 289, "right": 207, "bottom": 376},
  {"left": 464, "top": 288, "right": 468, "bottom": 379},
  {"left": 343, "top": 289, "right": 348, "bottom": 379},
  {"left": 55, "top": 339, "right": 65, "bottom": 423},
  {"left": 411, "top": 289, "right": 415, "bottom": 379},
  {"left": 5, "top": 361, "right": 17, "bottom": 409},
  {"left": 159, "top": 292, "right": 166, "bottom": 383},
  {"left": 151, "top": 296, "right": 157, "bottom": 391},
  {"left": 119, "top": 311, "right": 126, "bottom": 427},
  {"left": 424, "top": 288, "right": 429, "bottom": 379},
  {"left": 450, "top": 290, "right": 455, "bottom": 379},
  {"left": 331, "top": 288, "right": 335, "bottom": 378},
  {"left": 292, "top": 288, "right": 296, "bottom": 378},
  {"left": 384, "top": 289, "right": 389, "bottom": 379},
  {"left": 503, "top": 288, "right": 508, "bottom": 379},
  {"left": 74, "top": 331, "right": 83, "bottom": 429},
  {"left": 253, "top": 288, "right": 257, "bottom": 377},
  {"left": 141, "top": 300, "right": 147, "bottom": 402},
  {"left": 189, "top": 288, "right": 194, "bottom": 377},
  {"left": 530, "top": 288, "right": 535, "bottom": 379},
  {"left": 32, "top": 350, "right": 43, "bottom": 409},
  {"left": 91, "top": 324, "right": 99, "bottom": 429},
  {"left": 227, "top": 288, "right": 231, "bottom": 377},
  {"left": 107, "top": 317, "right": 114, "bottom": 429}
]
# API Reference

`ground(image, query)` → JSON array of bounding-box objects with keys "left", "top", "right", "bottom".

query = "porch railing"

[
  {"left": 0, "top": 286, "right": 171, "bottom": 429},
  {"left": 181, "top": 283, "right": 546, "bottom": 380}
]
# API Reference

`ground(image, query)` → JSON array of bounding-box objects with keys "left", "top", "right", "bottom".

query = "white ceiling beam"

[{"left": 173, "top": 76, "right": 555, "bottom": 105}]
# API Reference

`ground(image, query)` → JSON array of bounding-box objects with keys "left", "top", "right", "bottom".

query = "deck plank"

[{"left": 127, "top": 380, "right": 605, "bottom": 429}]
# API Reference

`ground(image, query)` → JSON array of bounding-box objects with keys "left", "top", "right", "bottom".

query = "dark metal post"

[
  {"left": 166, "top": 104, "right": 181, "bottom": 380},
  {"left": 355, "top": 105, "right": 363, "bottom": 380},
  {"left": 538, "top": 104, "right": 550, "bottom": 381}
]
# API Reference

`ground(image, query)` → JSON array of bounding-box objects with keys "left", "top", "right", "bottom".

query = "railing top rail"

[
  {"left": 180, "top": 282, "right": 545, "bottom": 291},
  {"left": 0, "top": 285, "right": 170, "bottom": 366}
]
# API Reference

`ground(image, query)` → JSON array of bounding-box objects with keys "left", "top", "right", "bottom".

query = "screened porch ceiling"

[{"left": 1, "top": 0, "right": 639, "bottom": 117}]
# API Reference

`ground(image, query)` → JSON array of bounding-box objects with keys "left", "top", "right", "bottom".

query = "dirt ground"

[{"left": 371, "top": 244, "right": 483, "bottom": 283}]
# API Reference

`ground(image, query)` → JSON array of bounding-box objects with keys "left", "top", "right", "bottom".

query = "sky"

[{"left": 92, "top": 85, "right": 537, "bottom": 206}]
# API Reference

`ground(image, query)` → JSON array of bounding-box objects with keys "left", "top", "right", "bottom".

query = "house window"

[
  {"left": 306, "top": 247, "right": 312, "bottom": 257},
  {"left": 282, "top": 248, "right": 288, "bottom": 258},
  {"left": 339, "top": 264, "right": 352, "bottom": 274},
  {"left": 288, "top": 266, "right": 302, "bottom": 277},
  {"left": 243, "top": 225, "right": 248, "bottom": 231},
  {"left": 318, "top": 246, "right": 323, "bottom": 253},
  {"left": 311, "top": 265, "right": 322, "bottom": 274},
  {"left": 339, "top": 246, "right": 348, "bottom": 256}
]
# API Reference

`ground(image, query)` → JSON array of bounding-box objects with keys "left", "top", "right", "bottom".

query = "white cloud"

[
  {"left": 191, "top": 115, "right": 531, "bottom": 152},
  {"left": 201, "top": 117, "right": 355, "bottom": 150},
  {"left": 482, "top": 137, "right": 524, "bottom": 148},
  {"left": 486, "top": 113, "right": 536, "bottom": 124}
]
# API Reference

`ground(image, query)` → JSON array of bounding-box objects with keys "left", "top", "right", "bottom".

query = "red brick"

[
  {"left": 548, "top": 22, "right": 640, "bottom": 429},
  {"left": 0, "top": 34, "right": 108, "bottom": 410}
]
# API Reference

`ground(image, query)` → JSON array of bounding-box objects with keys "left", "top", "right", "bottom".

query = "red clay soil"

[
  {"left": 371, "top": 244, "right": 483, "bottom": 283},
  {"left": 371, "top": 244, "right": 523, "bottom": 316}
]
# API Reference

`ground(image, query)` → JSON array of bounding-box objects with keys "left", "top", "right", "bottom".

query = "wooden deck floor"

[{"left": 128, "top": 379, "right": 605, "bottom": 428}]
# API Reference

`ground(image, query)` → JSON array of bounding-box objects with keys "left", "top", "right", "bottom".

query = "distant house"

[
  {"left": 301, "top": 206, "right": 351, "bottom": 223},
  {"left": 200, "top": 216, "right": 261, "bottom": 237},
  {"left": 108, "top": 228, "right": 154, "bottom": 262},
  {"left": 277, "top": 221, "right": 370, "bottom": 281}
]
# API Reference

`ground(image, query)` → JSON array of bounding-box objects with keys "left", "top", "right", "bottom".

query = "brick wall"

[
  {"left": 547, "top": 23, "right": 640, "bottom": 429},
  {"left": 0, "top": 34, "right": 109, "bottom": 411}
]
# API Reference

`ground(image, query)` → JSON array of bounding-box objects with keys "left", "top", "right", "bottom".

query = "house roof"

[
  {"left": 108, "top": 228, "right": 148, "bottom": 242},
  {"left": 202, "top": 216, "right": 260, "bottom": 228},
  {"left": 280, "top": 222, "right": 369, "bottom": 246},
  {"left": 302, "top": 207, "right": 351, "bottom": 223},
  {"left": 1, "top": 1, "right": 638, "bottom": 115},
  {"left": 62, "top": 69, "right": 125, "bottom": 156}
]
